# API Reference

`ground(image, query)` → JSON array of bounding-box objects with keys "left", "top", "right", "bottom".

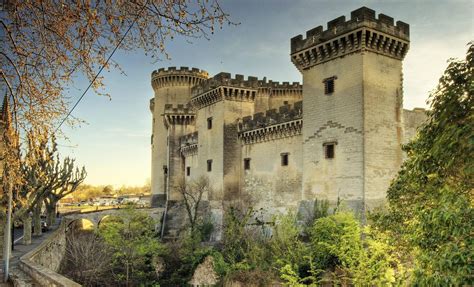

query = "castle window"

[
  {"left": 207, "top": 117, "right": 213, "bottom": 129},
  {"left": 284, "top": 101, "right": 289, "bottom": 105},
  {"left": 244, "top": 158, "right": 251, "bottom": 170},
  {"left": 207, "top": 160, "right": 213, "bottom": 172},
  {"left": 323, "top": 142, "right": 337, "bottom": 159},
  {"left": 186, "top": 166, "right": 191, "bottom": 176},
  {"left": 281, "top": 153, "right": 289, "bottom": 166},
  {"left": 323, "top": 76, "right": 337, "bottom": 94}
]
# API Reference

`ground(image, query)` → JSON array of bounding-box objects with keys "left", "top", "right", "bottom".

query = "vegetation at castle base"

[
  {"left": 98, "top": 208, "right": 165, "bottom": 286},
  {"left": 373, "top": 43, "right": 474, "bottom": 286},
  {"left": 155, "top": 200, "right": 402, "bottom": 287},
  {"left": 60, "top": 208, "right": 166, "bottom": 287}
]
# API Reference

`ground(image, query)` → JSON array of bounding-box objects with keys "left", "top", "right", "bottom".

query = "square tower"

[{"left": 291, "top": 7, "right": 409, "bottom": 212}]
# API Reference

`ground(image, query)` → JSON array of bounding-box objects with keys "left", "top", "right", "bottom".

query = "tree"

[
  {"left": 43, "top": 156, "right": 87, "bottom": 226},
  {"left": 99, "top": 208, "right": 165, "bottom": 285},
  {"left": 375, "top": 43, "right": 474, "bottom": 285},
  {"left": 60, "top": 231, "right": 112, "bottom": 286},
  {"left": 102, "top": 185, "right": 114, "bottom": 196},
  {"left": 177, "top": 176, "right": 210, "bottom": 233},
  {"left": 12, "top": 129, "right": 86, "bottom": 241},
  {"left": 1, "top": 0, "right": 233, "bottom": 131}
]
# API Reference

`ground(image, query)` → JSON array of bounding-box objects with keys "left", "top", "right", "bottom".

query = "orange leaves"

[{"left": 2, "top": 0, "right": 234, "bottom": 132}]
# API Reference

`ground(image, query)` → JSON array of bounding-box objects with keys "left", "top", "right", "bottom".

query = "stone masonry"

[{"left": 150, "top": 7, "right": 427, "bottom": 233}]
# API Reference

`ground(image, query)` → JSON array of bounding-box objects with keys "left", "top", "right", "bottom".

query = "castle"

[{"left": 149, "top": 7, "right": 426, "bottom": 228}]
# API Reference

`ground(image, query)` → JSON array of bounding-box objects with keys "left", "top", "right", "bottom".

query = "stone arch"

[
  {"left": 97, "top": 215, "right": 125, "bottom": 229},
  {"left": 66, "top": 218, "right": 96, "bottom": 233}
]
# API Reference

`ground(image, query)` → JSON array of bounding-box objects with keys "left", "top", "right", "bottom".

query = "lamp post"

[{"left": 2, "top": 181, "right": 12, "bottom": 282}]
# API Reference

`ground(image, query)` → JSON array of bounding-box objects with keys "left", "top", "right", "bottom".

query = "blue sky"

[{"left": 57, "top": 0, "right": 474, "bottom": 187}]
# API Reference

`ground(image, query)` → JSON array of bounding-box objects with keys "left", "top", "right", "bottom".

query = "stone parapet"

[
  {"left": 163, "top": 104, "right": 195, "bottom": 127},
  {"left": 191, "top": 72, "right": 260, "bottom": 97},
  {"left": 291, "top": 7, "right": 410, "bottom": 70},
  {"left": 151, "top": 66, "right": 209, "bottom": 89},
  {"left": 238, "top": 101, "right": 303, "bottom": 144},
  {"left": 239, "top": 101, "right": 303, "bottom": 132},
  {"left": 190, "top": 72, "right": 302, "bottom": 109},
  {"left": 180, "top": 131, "right": 198, "bottom": 156},
  {"left": 17, "top": 221, "right": 81, "bottom": 287}
]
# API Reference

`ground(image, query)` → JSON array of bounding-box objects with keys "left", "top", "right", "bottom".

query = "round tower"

[{"left": 150, "top": 67, "right": 208, "bottom": 207}]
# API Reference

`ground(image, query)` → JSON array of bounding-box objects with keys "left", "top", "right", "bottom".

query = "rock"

[{"left": 189, "top": 256, "right": 219, "bottom": 286}]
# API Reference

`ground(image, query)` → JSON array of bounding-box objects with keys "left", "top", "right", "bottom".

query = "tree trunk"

[
  {"left": 33, "top": 203, "right": 42, "bottom": 236},
  {"left": 46, "top": 201, "right": 56, "bottom": 227},
  {"left": 23, "top": 216, "right": 32, "bottom": 245}
]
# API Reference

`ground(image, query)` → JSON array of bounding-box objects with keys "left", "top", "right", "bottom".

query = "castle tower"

[
  {"left": 291, "top": 7, "right": 409, "bottom": 212},
  {"left": 150, "top": 67, "right": 208, "bottom": 207}
]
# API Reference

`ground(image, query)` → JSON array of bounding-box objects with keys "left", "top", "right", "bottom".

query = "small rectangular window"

[
  {"left": 323, "top": 142, "right": 336, "bottom": 159},
  {"left": 186, "top": 167, "right": 191, "bottom": 176},
  {"left": 207, "top": 160, "right": 213, "bottom": 172},
  {"left": 323, "top": 76, "right": 337, "bottom": 95},
  {"left": 281, "top": 153, "right": 289, "bottom": 166},
  {"left": 207, "top": 117, "right": 213, "bottom": 129},
  {"left": 244, "top": 158, "right": 251, "bottom": 170}
]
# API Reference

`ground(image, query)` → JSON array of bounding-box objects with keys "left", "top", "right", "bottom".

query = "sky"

[{"left": 57, "top": 0, "right": 474, "bottom": 187}]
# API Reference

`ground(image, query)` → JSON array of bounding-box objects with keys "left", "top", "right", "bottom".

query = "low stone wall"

[{"left": 17, "top": 220, "right": 81, "bottom": 287}]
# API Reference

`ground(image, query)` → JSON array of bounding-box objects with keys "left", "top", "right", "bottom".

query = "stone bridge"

[
  {"left": 64, "top": 207, "right": 164, "bottom": 231},
  {"left": 11, "top": 207, "right": 165, "bottom": 286}
]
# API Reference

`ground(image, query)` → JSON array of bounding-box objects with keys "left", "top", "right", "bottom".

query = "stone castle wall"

[{"left": 150, "top": 7, "right": 427, "bottom": 233}]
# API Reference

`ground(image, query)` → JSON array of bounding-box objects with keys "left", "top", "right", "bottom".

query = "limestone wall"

[
  {"left": 301, "top": 54, "right": 365, "bottom": 210},
  {"left": 363, "top": 53, "right": 404, "bottom": 209},
  {"left": 18, "top": 221, "right": 80, "bottom": 287},
  {"left": 403, "top": 108, "right": 427, "bottom": 144},
  {"left": 242, "top": 134, "right": 303, "bottom": 215}
]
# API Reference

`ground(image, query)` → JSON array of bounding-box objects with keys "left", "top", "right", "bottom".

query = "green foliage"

[
  {"left": 99, "top": 207, "right": 165, "bottom": 285},
  {"left": 310, "top": 212, "right": 362, "bottom": 271},
  {"left": 269, "top": 212, "right": 308, "bottom": 275},
  {"left": 375, "top": 43, "right": 474, "bottom": 285},
  {"left": 351, "top": 226, "right": 405, "bottom": 286}
]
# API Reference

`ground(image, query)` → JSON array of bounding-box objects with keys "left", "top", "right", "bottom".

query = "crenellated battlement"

[
  {"left": 291, "top": 7, "right": 410, "bottom": 70},
  {"left": 238, "top": 101, "right": 303, "bottom": 144},
  {"left": 190, "top": 72, "right": 303, "bottom": 109},
  {"left": 239, "top": 101, "right": 303, "bottom": 132},
  {"left": 192, "top": 72, "right": 260, "bottom": 96},
  {"left": 163, "top": 104, "right": 195, "bottom": 127},
  {"left": 151, "top": 66, "right": 209, "bottom": 89},
  {"left": 163, "top": 103, "right": 194, "bottom": 114}
]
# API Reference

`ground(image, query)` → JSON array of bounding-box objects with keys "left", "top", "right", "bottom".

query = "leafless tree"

[
  {"left": 177, "top": 176, "right": 210, "bottom": 232},
  {"left": 60, "top": 231, "right": 112, "bottom": 286}
]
